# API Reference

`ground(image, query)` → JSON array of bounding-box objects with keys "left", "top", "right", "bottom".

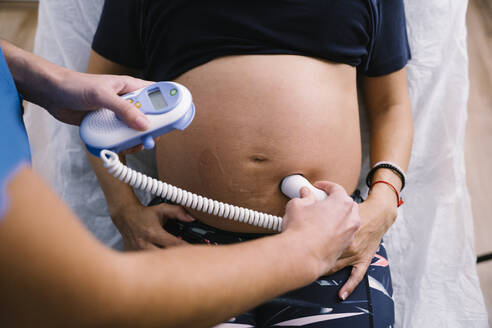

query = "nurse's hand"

[
  {"left": 45, "top": 71, "right": 153, "bottom": 130},
  {"left": 283, "top": 182, "right": 361, "bottom": 276},
  {"left": 1, "top": 40, "right": 153, "bottom": 131},
  {"left": 110, "top": 202, "right": 196, "bottom": 250}
]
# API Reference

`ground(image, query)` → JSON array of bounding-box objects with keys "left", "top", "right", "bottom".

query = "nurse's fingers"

[
  {"left": 102, "top": 93, "right": 150, "bottom": 131},
  {"left": 313, "top": 181, "right": 348, "bottom": 198},
  {"left": 298, "top": 187, "right": 317, "bottom": 206},
  {"left": 117, "top": 76, "right": 154, "bottom": 95},
  {"left": 150, "top": 230, "right": 188, "bottom": 248},
  {"left": 97, "top": 76, "right": 153, "bottom": 131}
]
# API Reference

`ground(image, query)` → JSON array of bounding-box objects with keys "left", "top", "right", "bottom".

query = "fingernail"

[
  {"left": 341, "top": 292, "right": 348, "bottom": 301},
  {"left": 135, "top": 116, "right": 150, "bottom": 130},
  {"left": 187, "top": 214, "right": 196, "bottom": 221}
]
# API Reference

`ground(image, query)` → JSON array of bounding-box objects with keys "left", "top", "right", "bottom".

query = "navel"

[{"left": 250, "top": 154, "right": 269, "bottom": 163}]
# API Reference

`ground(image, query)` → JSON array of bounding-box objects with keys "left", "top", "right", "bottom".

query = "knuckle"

[
  {"left": 332, "top": 264, "right": 343, "bottom": 274},
  {"left": 351, "top": 219, "right": 361, "bottom": 231},
  {"left": 136, "top": 239, "right": 147, "bottom": 249},
  {"left": 84, "top": 88, "right": 102, "bottom": 104},
  {"left": 345, "top": 234, "right": 356, "bottom": 246},
  {"left": 333, "top": 184, "right": 346, "bottom": 195},
  {"left": 287, "top": 198, "right": 303, "bottom": 210},
  {"left": 86, "top": 87, "right": 100, "bottom": 99},
  {"left": 343, "top": 196, "right": 354, "bottom": 207},
  {"left": 347, "top": 217, "right": 360, "bottom": 231},
  {"left": 347, "top": 243, "right": 358, "bottom": 255},
  {"left": 121, "top": 103, "right": 136, "bottom": 116},
  {"left": 144, "top": 227, "right": 157, "bottom": 238},
  {"left": 110, "top": 76, "right": 125, "bottom": 88}
]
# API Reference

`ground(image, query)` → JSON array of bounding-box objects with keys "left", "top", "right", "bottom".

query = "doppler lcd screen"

[{"left": 149, "top": 89, "right": 168, "bottom": 109}]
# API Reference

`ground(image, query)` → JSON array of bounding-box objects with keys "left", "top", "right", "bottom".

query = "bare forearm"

[
  {"left": 116, "top": 235, "right": 316, "bottom": 328},
  {"left": 368, "top": 103, "right": 413, "bottom": 174},
  {"left": 368, "top": 103, "right": 412, "bottom": 223},
  {"left": 1, "top": 39, "right": 67, "bottom": 109},
  {"left": 363, "top": 69, "right": 413, "bottom": 223},
  {"left": 0, "top": 169, "right": 322, "bottom": 328},
  {"left": 86, "top": 150, "right": 140, "bottom": 213}
]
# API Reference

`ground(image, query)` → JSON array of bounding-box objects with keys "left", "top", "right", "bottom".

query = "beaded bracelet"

[
  {"left": 371, "top": 180, "right": 404, "bottom": 207},
  {"left": 366, "top": 161, "right": 406, "bottom": 190}
]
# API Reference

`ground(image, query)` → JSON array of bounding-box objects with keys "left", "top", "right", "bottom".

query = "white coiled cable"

[{"left": 100, "top": 150, "right": 284, "bottom": 232}]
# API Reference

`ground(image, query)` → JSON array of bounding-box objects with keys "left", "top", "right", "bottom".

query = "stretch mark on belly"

[{"left": 198, "top": 148, "right": 227, "bottom": 188}]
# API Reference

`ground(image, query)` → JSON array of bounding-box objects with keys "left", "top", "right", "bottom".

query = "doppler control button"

[
  {"left": 127, "top": 99, "right": 134, "bottom": 103},
  {"left": 142, "top": 135, "right": 155, "bottom": 149},
  {"left": 135, "top": 102, "right": 142, "bottom": 109}
]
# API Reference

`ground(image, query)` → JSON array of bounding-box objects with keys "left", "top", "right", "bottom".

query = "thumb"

[
  {"left": 118, "top": 77, "right": 154, "bottom": 95},
  {"left": 314, "top": 181, "right": 348, "bottom": 197},
  {"left": 157, "top": 204, "right": 196, "bottom": 223}
]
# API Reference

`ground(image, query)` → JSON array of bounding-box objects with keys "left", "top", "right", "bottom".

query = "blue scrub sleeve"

[{"left": 0, "top": 45, "right": 31, "bottom": 221}]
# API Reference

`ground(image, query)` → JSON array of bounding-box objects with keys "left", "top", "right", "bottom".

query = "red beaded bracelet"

[{"left": 370, "top": 180, "right": 404, "bottom": 207}]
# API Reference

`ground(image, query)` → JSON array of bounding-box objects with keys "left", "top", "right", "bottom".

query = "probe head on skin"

[{"left": 280, "top": 174, "right": 328, "bottom": 201}]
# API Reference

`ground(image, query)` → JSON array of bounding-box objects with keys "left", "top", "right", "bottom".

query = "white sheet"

[{"left": 24, "top": 0, "right": 488, "bottom": 326}]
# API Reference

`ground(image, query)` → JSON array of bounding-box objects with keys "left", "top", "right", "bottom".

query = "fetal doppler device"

[{"left": 80, "top": 82, "right": 327, "bottom": 232}]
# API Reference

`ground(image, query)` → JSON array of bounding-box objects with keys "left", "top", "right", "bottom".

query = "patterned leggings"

[{"left": 150, "top": 194, "right": 395, "bottom": 328}]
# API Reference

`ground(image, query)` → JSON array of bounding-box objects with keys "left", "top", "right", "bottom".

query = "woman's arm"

[
  {"left": 332, "top": 68, "right": 413, "bottom": 299},
  {"left": 0, "top": 168, "right": 359, "bottom": 328},
  {"left": 1, "top": 40, "right": 150, "bottom": 130},
  {"left": 2, "top": 40, "right": 181, "bottom": 250},
  {"left": 86, "top": 51, "right": 191, "bottom": 250},
  {"left": 363, "top": 68, "right": 413, "bottom": 192}
]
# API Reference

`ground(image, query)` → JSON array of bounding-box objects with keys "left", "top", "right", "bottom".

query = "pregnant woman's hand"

[
  {"left": 328, "top": 193, "right": 398, "bottom": 300},
  {"left": 111, "top": 202, "right": 195, "bottom": 250}
]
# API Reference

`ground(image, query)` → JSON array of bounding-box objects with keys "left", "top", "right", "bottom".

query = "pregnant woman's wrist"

[
  {"left": 368, "top": 167, "right": 404, "bottom": 214},
  {"left": 107, "top": 193, "right": 142, "bottom": 218},
  {"left": 366, "top": 189, "right": 399, "bottom": 228}
]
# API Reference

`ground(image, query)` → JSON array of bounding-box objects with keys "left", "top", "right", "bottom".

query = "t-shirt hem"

[
  {"left": 365, "top": 55, "right": 410, "bottom": 77},
  {"left": 91, "top": 48, "right": 145, "bottom": 71}
]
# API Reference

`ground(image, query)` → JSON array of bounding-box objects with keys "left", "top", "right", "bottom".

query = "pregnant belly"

[{"left": 156, "top": 55, "right": 361, "bottom": 233}]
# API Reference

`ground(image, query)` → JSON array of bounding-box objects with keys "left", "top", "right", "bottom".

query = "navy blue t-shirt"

[
  {"left": 0, "top": 45, "right": 31, "bottom": 221},
  {"left": 93, "top": 0, "right": 411, "bottom": 81}
]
